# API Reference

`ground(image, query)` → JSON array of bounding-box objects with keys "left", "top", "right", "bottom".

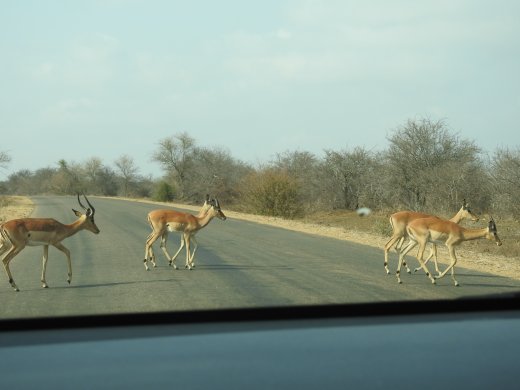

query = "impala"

[
  {"left": 144, "top": 198, "right": 226, "bottom": 271},
  {"left": 396, "top": 217, "right": 502, "bottom": 286},
  {"left": 145, "top": 194, "right": 211, "bottom": 268},
  {"left": 383, "top": 200, "right": 479, "bottom": 275},
  {"left": 0, "top": 194, "right": 100, "bottom": 292}
]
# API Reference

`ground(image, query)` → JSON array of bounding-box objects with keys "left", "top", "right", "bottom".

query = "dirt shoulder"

[
  {"left": 0, "top": 196, "right": 35, "bottom": 222},
  {"left": 3, "top": 196, "right": 518, "bottom": 281}
]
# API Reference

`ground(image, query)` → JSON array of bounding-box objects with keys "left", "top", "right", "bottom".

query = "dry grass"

[{"left": 0, "top": 196, "right": 35, "bottom": 222}]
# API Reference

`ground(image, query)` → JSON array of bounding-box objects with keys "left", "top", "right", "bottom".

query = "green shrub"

[
  {"left": 153, "top": 181, "right": 175, "bottom": 202},
  {"left": 240, "top": 169, "right": 303, "bottom": 218}
]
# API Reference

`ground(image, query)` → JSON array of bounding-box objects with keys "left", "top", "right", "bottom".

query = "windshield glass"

[{"left": 1, "top": 1, "right": 519, "bottom": 320}]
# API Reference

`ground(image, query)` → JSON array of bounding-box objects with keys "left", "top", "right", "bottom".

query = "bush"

[
  {"left": 240, "top": 169, "right": 303, "bottom": 218},
  {"left": 153, "top": 181, "right": 175, "bottom": 202}
]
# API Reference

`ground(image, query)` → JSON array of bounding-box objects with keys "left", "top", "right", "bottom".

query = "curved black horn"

[
  {"left": 83, "top": 194, "right": 95, "bottom": 214},
  {"left": 77, "top": 193, "right": 95, "bottom": 214},
  {"left": 77, "top": 193, "right": 88, "bottom": 211}
]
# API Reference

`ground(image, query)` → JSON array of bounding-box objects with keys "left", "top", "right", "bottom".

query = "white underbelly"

[
  {"left": 26, "top": 232, "right": 54, "bottom": 246},
  {"left": 167, "top": 222, "right": 186, "bottom": 232},
  {"left": 26, "top": 240, "right": 48, "bottom": 247}
]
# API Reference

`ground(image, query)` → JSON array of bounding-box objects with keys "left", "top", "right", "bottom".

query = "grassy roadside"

[{"left": 0, "top": 196, "right": 35, "bottom": 222}]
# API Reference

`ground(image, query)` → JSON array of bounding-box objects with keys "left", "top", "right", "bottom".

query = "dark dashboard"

[{"left": 1, "top": 296, "right": 519, "bottom": 389}]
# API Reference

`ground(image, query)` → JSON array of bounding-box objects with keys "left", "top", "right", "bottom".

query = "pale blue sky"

[{"left": 1, "top": 0, "right": 519, "bottom": 178}]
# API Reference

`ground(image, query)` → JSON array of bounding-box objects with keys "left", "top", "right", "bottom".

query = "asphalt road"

[{"left": 1, "top": 196, "right": 519, "bottom": 319}]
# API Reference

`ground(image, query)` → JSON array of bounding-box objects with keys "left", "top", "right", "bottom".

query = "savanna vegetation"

[{"left": 1, "top": 118, "right": 519, "bottom": 257}]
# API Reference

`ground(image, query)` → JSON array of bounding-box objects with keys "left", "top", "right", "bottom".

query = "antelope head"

[
  {"left": 73, "top": 193, "right": 101, "bottom": 234},
  {"left": 210, "top": 198, "right": 227, "bottom": 221},
  {"left": 462, "top": 199, "right": 479, "bottom": 222}
]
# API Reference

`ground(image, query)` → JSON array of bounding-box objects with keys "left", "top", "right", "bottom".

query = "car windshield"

[{"left": 0, "top": 1, "right": 519, "bottom": 321}]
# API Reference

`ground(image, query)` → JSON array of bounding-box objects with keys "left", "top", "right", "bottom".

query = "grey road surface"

[{"left": 1, "top": 196, "right": 519, "bottom": 319}]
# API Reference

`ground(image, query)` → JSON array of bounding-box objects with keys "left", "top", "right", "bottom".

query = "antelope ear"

[{"left": 72, "top": 209, "right": 82, "bottom": 217}]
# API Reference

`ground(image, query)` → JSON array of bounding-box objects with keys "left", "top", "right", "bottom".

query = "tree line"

[{"left": 1, "top": 118, "right": 519, "bottom": 220}]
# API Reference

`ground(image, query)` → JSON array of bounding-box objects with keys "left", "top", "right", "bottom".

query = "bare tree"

[
  {"left": 187, "top": 146, "right": 252, "bottom": 204},
  {"left": 491, "top": 147, "right": 520, "bottom": 218},
  {"left": 152, "top": 132, "right": 196, "bottom": 199},
  {"left": 51, "top": 160, "right": 83, "bottom": 194},
  {"left": 80, "top": 158, "right": 118, "bottom": 196},
  {"left": 323, "top": 147, "right": 377, "bottom": 210},
  {"left": 0, "top": 151, "right": 11, "bottom": 171},
  {"left": 83, "top": 157, "right": 104, "bottom": 194},
  {"left": 2, "top": 170, "right": 33, "bottom": 195},
  {"left": 385, "top": 118, "right": 481, "bottom": 211},
  {"left": 114, "top": 155, "right": 139, "bottom": 197}
]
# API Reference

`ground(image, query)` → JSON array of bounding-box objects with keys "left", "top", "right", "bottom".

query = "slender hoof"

[
  {"left": 406, "top": 269, "right": 412, "bottom": 274},
  {"left": 14, "top": 288, "right": 20, "bottom": 292},
  {"left": 454, "top": 282, "right": 460, "bottom": 287},
  {"left": 42, "top": 284, "right": 48, "bottom": 288}
]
